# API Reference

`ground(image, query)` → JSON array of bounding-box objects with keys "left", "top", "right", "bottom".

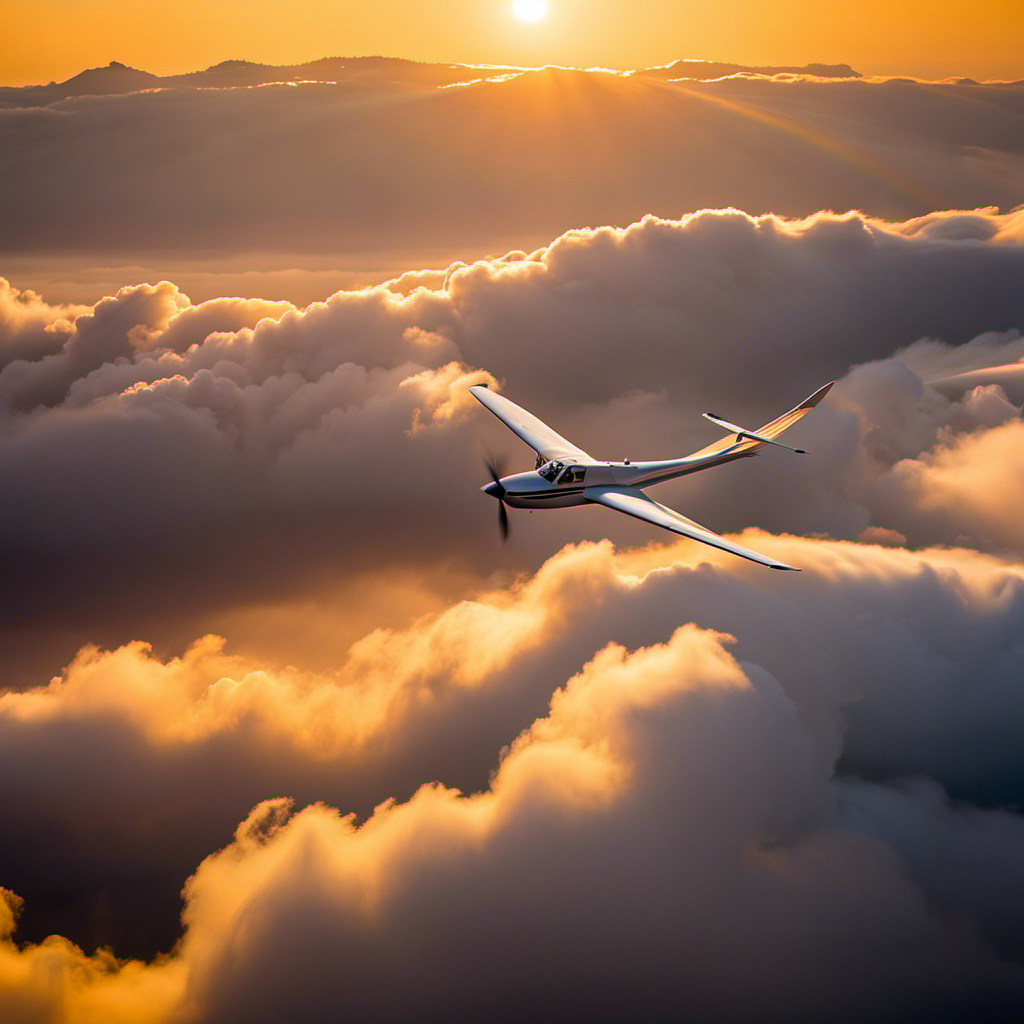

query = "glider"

[{"left": 470, "top": 381, "right": 834, "bottom": 570}]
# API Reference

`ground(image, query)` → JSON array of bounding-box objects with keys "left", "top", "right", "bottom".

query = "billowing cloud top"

[
  {"left": 5, "top": 538, "right": 1024, "bottom": 1021},
  {"left": 3, "top": 206, "right": 1024, "bottom": 666}
]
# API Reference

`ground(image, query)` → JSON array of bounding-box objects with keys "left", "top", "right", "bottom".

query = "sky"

[
  {"left": 4, "top": 2, "right": 1024, "bottom": 1023},
  {"left": 2, "top": 0, "right": 1024, "bottom": 85}
]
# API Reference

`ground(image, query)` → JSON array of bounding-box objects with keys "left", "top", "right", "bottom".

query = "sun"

[{"left": 512, "top": 0, "right": 548, "bottom": 22}]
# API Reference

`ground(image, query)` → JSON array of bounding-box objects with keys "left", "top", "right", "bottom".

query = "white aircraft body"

[{"left": 470, "top": 381, "right": 834, "bottom": 571}]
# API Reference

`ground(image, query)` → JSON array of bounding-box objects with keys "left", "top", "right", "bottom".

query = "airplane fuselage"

[
  {"left": 496, "top": 471, "right": 591, "bottom": 508},
  {"left": 489, "top": 447, "right": 753, "bottom": 509}
]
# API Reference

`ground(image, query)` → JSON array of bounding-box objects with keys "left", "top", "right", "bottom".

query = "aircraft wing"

[
  {"left": 583, "top": 485, "right": 799, "bottom": 571},
  {"left": 469, "top": 385, "right": 592, "bottom": 462}
]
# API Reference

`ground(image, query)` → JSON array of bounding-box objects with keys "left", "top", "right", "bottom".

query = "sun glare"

[{"left": 513, "top": 0, "right": 548, "bottom": 22}]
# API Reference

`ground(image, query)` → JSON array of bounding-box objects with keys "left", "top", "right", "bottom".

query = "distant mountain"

[
  {"left": 642, "top": 59, "right": 860, "bottom": 80},
  {"left": 58, "top": 59, "right": 161, "bottom": 95},
  {"left": 0, "top": 60, "right": 161, "bottom": 107},
  {"left": 0, "top": 56, "right": 860, "bottom": 108}
]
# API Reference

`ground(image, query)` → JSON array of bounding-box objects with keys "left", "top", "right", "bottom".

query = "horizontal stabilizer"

[
  {"left": 684, "top": 381, "right": 834, "bottom": 463},
  {"left": 702, "top": 412, "right": 807, "bottom": 453}
]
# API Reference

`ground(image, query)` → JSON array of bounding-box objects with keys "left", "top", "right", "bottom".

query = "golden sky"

[{"left": 2, "top": 0, "right": 1023, "bottom": 84}]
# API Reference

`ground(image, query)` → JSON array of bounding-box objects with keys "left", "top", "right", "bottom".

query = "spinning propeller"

[{"left": 482, "top": 456, "right": 510, "bottom": 541}]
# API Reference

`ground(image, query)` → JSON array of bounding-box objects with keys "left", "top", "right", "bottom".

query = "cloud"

[
  {"left": 6, "top": 42, "right": 1024, "bottom": 1021},
  {"left": 3, "top": 204, "right": 1024, "bottom": 1014},
  {"left": 0, "top": 277, "right": 87, "bottom": 366},
  {"left": 867, "top": 417, "right": 1024, "bottom": 551},
  {"left": 694, "top": 346, "right": 1024, "bottom": 548},
  {"left": 4, "top": 533, "right": 1024, "bottom": 974},
  {"left": 4, "top": 537, "right": 1024, "bottom": 1020},
  {"left": 2, "top": 71, "right": 1024, "bottom": 266},
  {"left": 0, "top": 882, "right": 182, "bottom": 1024},
  {"left": 3, "top": 206, "right": 1024, "bottom": 691}
]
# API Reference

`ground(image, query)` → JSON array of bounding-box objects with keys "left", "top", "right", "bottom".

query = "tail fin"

[{"left": 751, "top": 381, "right": 835, "bottom": 441}]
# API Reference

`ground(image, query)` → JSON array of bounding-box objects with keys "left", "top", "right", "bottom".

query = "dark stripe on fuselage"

[{"left": 514, "top": 487, "right": 587, "bottom": 501}]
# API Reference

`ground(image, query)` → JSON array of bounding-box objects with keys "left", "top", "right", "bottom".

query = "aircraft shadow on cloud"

[{"left": 471, "top": 381, "right": 834, "bottom": 571}]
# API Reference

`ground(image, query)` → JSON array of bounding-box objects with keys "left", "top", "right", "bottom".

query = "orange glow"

[
  {"left": 672, "top": 81, "right": 949, "bottom": 210},
  {"left": 1, "top": 0, "right": 1022, "bottom": 85}
]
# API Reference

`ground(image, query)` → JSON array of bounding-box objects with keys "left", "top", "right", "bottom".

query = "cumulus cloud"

[
  {"left": 3, "top": 205, "right": 1024, "bottom": 688},
  {"left": 3, "top": 202, "right": 1024, "bottom": 1017},
  {"left": 4, "top": 538, "right": 1024, "bottom": 1020},
  {"left": 4, "top": 534, "right": 1024, "bottom": 974},
  {"left": 867, "top": 417, "right": 1024, "bottom": 551},
  {"left": 6, "top": 39, "right": 1024, "bottom": 1022},
  {"left": 0, "top": 277, "right": 87, "bottom": 365}
]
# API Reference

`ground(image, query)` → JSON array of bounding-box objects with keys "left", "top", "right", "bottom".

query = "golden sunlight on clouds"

[
  {"left": 5, "top": 537, "right": 1024, "bottom": 1020},
  {"left": 5, "top": 203, "right": 1024, "bottom": 1015}
]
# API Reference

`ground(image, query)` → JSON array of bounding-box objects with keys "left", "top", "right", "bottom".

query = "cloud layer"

[
  {"left": 4, "top": 202, "right": 1024, "bottom": 1020},
  {"left": 3, "top": 208, "right": 1024, "bottom": 630},
  {"left": 4, "top": 538, "right": 1024, "bottom": 1021},
  {"left": 2, "top": 70, "right": 1023, "bottom": 270}
]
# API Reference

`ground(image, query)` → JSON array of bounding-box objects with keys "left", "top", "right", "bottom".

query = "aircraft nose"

[{"left": 482, "top": 481, "right": 503, "bottom": 498}]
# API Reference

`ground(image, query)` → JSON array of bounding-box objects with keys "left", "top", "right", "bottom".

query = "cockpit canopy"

[{"left": 539, "top": 460, "right": 586, "bottom": 485}]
